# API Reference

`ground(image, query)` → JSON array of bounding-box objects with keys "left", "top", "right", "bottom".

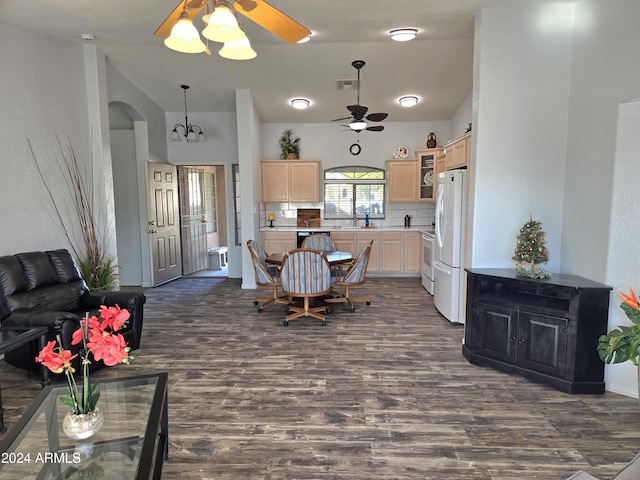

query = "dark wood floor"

[{"left": 1, "top": 277, "right": 638, "bottom": 479}]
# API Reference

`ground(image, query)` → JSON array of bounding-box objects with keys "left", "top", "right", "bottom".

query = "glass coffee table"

[
  {"left": 0, "top": 326, "right": 49, "bottom": 433},
  {"left": 0, "top": 373, "right": 168, "bottom": 479}
]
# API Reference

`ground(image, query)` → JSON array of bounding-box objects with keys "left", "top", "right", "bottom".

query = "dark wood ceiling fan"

[
  {"left": 332, "top": 60, "right": 388, "bottom": 133},
  {"left": 154, "top": 0, "right": 310, "bottom": 44}
]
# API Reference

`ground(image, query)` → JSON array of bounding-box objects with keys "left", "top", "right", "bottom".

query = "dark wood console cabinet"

[{"left": 463, "top": 269, "right": 611, "bottom": 394}]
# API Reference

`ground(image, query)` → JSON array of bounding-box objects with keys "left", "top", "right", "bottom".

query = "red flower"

[
  {"left": 89, "top": 333, "right": 131, "bottom": 367},
  {"left": 617, "top": 286, "right": 639, "bottom": 310},
  {"left": 35, "top": 340, "right": 77, "bottom": 374},
  {"left": 98, "top": 305, "right": 130, "bottom": 331}
]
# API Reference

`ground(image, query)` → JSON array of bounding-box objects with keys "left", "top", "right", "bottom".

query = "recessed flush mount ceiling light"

[
  {"left": 399, "top": 96, "right": 419, "bottom": 107},
  {"left": 389, "top": 28, "right": 418, "bottom": 42},
  {"left": 290, "top": 98, "right": 310, "bottom": 109}
]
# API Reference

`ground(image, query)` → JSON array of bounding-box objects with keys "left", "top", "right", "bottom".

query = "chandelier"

[
  {"left": 164, "top": 0, "right": 256, "bottom": 60},
  {"left": 169, "top": 85, "right": 206, "bottom": 142}
]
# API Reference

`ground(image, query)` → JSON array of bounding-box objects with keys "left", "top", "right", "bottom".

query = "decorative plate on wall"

[{"left": 393, "top": 145, "right": 408, "bottom": 159}]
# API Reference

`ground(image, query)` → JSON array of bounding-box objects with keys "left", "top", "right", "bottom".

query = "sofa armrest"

[
  {"left": 3, "top": 309, "right": 79, "bottom": 333},
  {"left": 79, "top": 291, "right": 146, "bottom": 311},
  {"left": 1, "top": 309, "right": 81, "bottom": 373},
  {"left": 79, "top": 291, "right": 146, "bottom": 351}
]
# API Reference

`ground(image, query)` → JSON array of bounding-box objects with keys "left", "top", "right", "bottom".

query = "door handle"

[
  {"left": 147, "top": 229, "right": 158, "bottom": 234},
  {"left": 148, "top": 220, "right": 156, "bottom": 226}
]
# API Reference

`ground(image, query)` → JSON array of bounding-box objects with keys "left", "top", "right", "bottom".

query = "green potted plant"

[
  {"left": 278, "top": 129, "right": 301, "bottom": 159},
  {"left": 598, "top": 286, "right": 640, "bottom": 401}
]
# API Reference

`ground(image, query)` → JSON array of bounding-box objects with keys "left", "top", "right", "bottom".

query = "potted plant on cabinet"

[
  {"left": 278, "top": 129, "right": 301, "bottom": 159},
  {"left": 598, "top": 285, "right": 640, "bottom": 402}
]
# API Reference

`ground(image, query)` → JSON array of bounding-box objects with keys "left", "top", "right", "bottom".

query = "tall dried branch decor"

[{"left": 27, "top": 134, "right": 117, "bottom": 291}]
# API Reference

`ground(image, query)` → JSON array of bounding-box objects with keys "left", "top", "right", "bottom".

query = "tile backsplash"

[{"left": 260, "top": 202, "right": 435, "bottom": 229}]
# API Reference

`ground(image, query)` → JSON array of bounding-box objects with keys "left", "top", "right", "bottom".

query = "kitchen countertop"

[{"left": 260, "top": 226, "right": 435, "bottom": 234}]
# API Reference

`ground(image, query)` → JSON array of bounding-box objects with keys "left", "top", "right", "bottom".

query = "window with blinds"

[
  {"left": 204, "top": 172, "right": 217, "bottom": 233},
  {"left": 324, "top": 166, "right": 385, "bottom": 219}
]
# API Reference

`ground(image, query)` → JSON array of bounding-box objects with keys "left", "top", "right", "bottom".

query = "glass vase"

[{"left": 62, "top": 408, "right": 104, "bottom": 441}]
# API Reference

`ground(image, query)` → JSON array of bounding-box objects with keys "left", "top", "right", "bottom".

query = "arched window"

[{"left": 324, "top": 166, "right": 385, "bottom": 219}]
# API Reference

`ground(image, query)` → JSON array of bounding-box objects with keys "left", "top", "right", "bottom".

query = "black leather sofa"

[{"left": 0, "top": 249, "right": 146, "bottom": 373}]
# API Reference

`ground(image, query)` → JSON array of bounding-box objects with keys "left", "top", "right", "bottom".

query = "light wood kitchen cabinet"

[
  {"left": 386, "top": 159, "right": 418, "bottom": 202},
  {"left": 332, "top": 231, "right": 356, "bottom": 254},
  {"left": 260, "top": 231, "right": 295, "bottom": 254},
  {"left": 356, "top": 231, "right": 380, "bottom": 272},
  {"left": 415, "top": 148, "right": 444, "bottom": 202},
  {"left": 442, "top": 132, "right": 471, "bottom": 171},
  {"left": 403, "top": 231, "right": 422, "bottom": 272},
  {"left": 262, "top": 160, "right": 320, "bottom": 203},
  {"left": 381, "top": 232, "right": 402, "bottom": 272}
]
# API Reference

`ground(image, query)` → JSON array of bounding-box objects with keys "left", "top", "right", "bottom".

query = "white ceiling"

[{"left": 1, "top": 0, "right": 568, "bottom": 124}]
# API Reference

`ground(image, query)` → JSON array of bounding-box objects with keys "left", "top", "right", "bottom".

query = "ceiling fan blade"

[
  {"left": 366, "top": 112, "right": 388, "bottom": 122},
  {"left": 235, "top": 0, "right": 257, "bottom": 11},
  {"left": 154, "top": 0, "right": 206, "bottom": 37},
  {"left": 366, "top": 125, "right": 384, "bottom": 132},
  {"left": 331, "top": 116, "right": 353, "bottom": 122},
  {"left": 235, "top": 0, "right": 311, "bottom": 44},
  {"left": 347, "top": 104, "right": 368, "bottom": 118}
]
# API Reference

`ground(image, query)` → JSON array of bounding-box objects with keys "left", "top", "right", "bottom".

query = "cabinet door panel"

[
  {"left": 289, "top": 162, "right": 319, "bottom": 202},
  {"left": 477, "top": 303, "right": 518, "bottom": 364},
  {"left": 518, "top": 312, "right": 568, "bottom": 377},
  {"left": 262, "top": 163, "right": 289, "bottom": 202}
]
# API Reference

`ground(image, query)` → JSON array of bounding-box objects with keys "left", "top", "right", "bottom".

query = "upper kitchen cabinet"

[
  {"left": 387, "top": 148, "right": 443, "bottom": 203},
  {"left": 443, "top": 132, "right": 471, "bottom": 171},
  {"left": 262, "top": 160, "right": 320, "bottom": 203},
  {"left": 415, "top": 148, "right": 444, "bottom": 202},
  {"left": 386, "top": 158, "right": 418, "bottom": 202}
]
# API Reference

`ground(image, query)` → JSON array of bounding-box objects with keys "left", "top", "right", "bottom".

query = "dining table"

[{"left": 265, "top": 250, "right": 353, "bottom": 266}]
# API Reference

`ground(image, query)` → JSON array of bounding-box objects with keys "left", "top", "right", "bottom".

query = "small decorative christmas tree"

[{"left": 512, "top": 216, "right": 551, "bottom": 279}]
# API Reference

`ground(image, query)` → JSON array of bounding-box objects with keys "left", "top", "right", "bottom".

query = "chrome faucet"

[{"left": 353, "top": 214, "right": 358, "bottom": 227}]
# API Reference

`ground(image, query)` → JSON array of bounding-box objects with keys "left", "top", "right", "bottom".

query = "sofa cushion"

[
  {"left": 0, "top": 255, "right": 28, "bottom": 296},
  {"left": 16, "top": 252, "right": 59, "bottom": 290},
  {"left": 47, "top": 249, "right": 83, "bottom": 283},
  {"left": 612, "top": 452, "right": 640, "bottom": 480}
]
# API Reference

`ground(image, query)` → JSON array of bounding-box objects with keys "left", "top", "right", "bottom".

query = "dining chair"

[
  {"left": 326, "top": 242, "right": 372, "bottom": 312},
  {"left": 280, "top": 248, "right": 332, "bottom": 326},
  {"left": 301, "top": 234, "right": 336, "bottom": 251},
  {"left": 247, "top": 240, "right": 289, "bottom": 312}
]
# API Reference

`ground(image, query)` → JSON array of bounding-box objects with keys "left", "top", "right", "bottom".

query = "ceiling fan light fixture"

[
  {"left": 164, "top": 11, "right": 207, "bottom": 53},
  {"left": 218, "top": 35, "right": 257, "bottom": 60},
  {"left": 390, "top": 28, "right": 418, "bottom": 42},
  {"left": 399, "top": 95, "right": 419, "bottom": 107},
  {"left": 203, "top": 0, "right": 245, "bottom": 43},
  {"left": 297, "top": 33, "right": 312, "bottom": 44},
  {"left": 290, "top": 98, "right": 310, "bottom": 109},
  {"left": 350, "top": 120, "right": 368, "bottom": 131}
]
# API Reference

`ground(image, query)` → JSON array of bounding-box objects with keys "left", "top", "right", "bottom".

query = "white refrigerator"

[{"left": 434, "top": 169, "right": 466, "bottom": 324}]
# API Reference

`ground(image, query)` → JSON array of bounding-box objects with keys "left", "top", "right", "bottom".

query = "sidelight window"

[{"left": 324, "top": 166, "right": 385, "bottom": 220}]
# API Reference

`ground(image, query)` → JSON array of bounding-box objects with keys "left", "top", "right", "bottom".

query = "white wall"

[
  {"left": 0, "top": 23, "right": 92, "bottom": 256},
  {"left": 449, "top": 90, "right": 473, "bottom": 141},
  {"left": 470, "top": 3, "right": 574, "bottom": 273},
  {"left": 605, "top": 100, "right": 640, "bottom": 398},
  {"left": 262, "top": 121, "right": 450, "bottom": 167}
]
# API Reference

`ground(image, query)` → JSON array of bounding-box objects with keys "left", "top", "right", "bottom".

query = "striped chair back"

[
  {"left": 280, "top": 249, "right": 332, "bottom": 296},
  {"left": 301, "top": 234, "right": 336, "bottom": 251},
  {"left": 341, "top": 242, "right": 372, "bottom": 285},
  {"left": 247, "top": 240, "right": 277, "bottom": 286}
]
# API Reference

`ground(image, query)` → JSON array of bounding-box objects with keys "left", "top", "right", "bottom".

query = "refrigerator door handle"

[
  {"left": 435, "top": 183, "right": 445, "bottom": 249},
  {"left": 434, "top": 260, "right": 451, "bottom": 275}
]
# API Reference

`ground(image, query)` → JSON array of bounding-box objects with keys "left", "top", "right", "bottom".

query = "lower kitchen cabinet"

[
  {"left": 260, "top": 231, "right": 295, "bottom": 254},
  {"left": 464, "top": 268, "right": 611, "bottom": 394},
  {"left": 403, "top": 231, "right": 422, "bottom": 272}
]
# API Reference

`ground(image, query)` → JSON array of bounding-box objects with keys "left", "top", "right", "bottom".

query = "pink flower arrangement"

[{"left": 35, "top": 305, "right": 133, "bottom": 414}]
